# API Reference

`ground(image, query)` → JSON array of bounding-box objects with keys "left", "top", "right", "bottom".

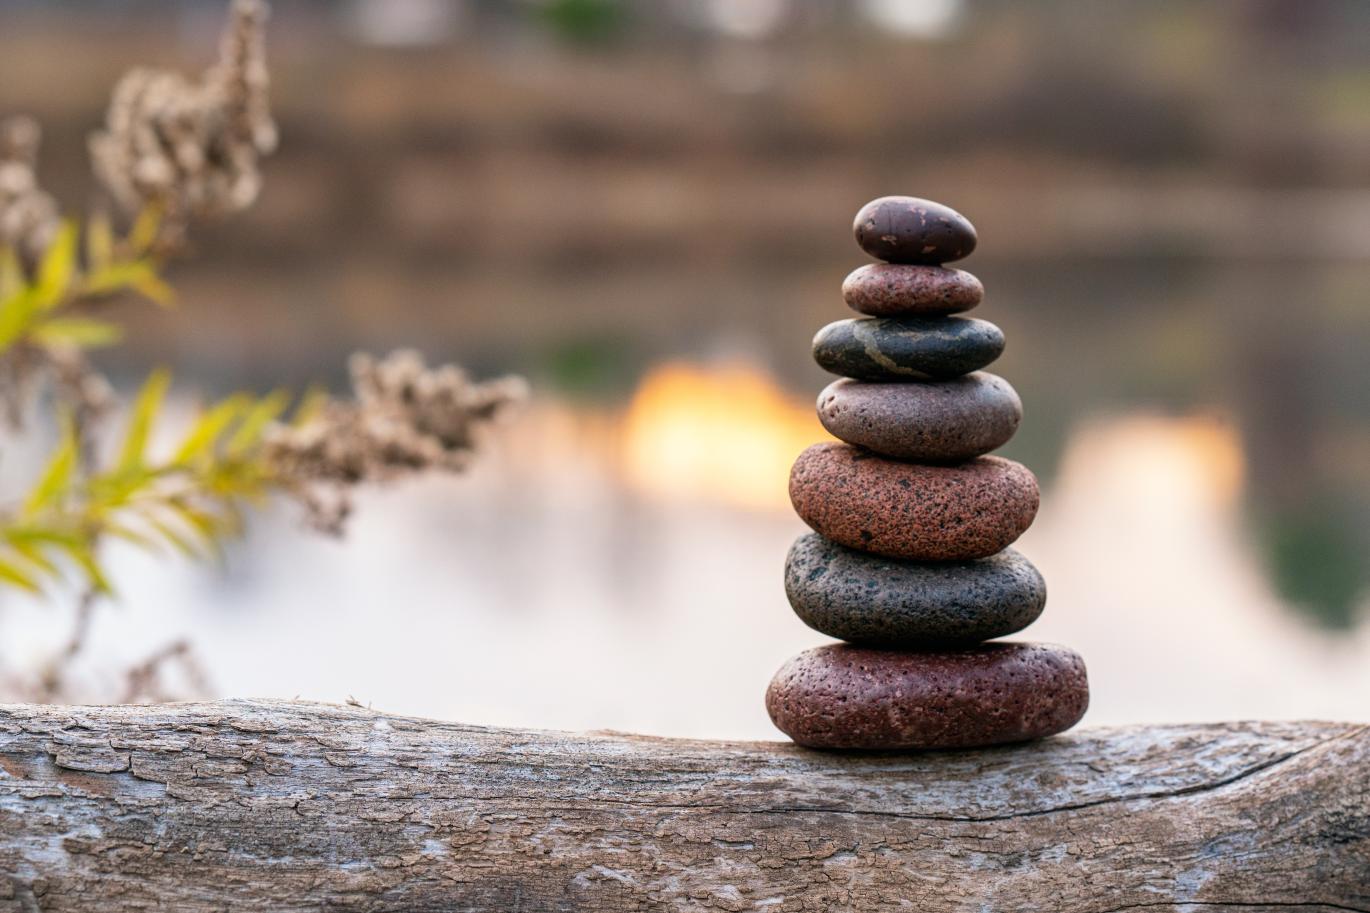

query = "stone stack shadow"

[{"left": 766, "top": 196, "right": 1090, "bottom": 751}]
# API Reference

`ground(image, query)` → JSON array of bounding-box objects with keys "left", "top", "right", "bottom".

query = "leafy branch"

[
  {"left": 0, "top": 0, "right": 525, "bottom": 704},
  {"left": 0, "top": 370, "right": 306, "bottom": 598},
  {"left": 0, "top": 209, "right": 172, "bottom": 357}
]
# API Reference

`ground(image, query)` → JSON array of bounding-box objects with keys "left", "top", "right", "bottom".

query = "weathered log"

[{"left": 0, "top": 700, "right": 1365, "bottom": 912}]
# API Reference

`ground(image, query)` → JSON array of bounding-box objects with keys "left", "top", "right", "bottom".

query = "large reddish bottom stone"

[{"left": 766, "top": 642, "right": 1089, "bottom": 750}]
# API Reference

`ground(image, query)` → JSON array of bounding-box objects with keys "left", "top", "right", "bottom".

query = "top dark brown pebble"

[
  {"left": 765, "top": 642, "right": 1090, "bottom": 750},
  {"left": 842, "top": 264, "right": 984, "bottom": 317},
  {"left": 789, "top": 443, "right": 1039, "bottom": 561},
  {"left": 852, "top": 196, "right": 977, "bottom": 265}
]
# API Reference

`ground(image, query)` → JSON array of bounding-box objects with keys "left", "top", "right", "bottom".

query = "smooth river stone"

[
  {"left": 817, "top": 373, "right": 1021, "bottom": 462},
  {"left": 784, "top": 534, "right": 1046, "bottom": 645},
  {"left": 765, "top": 642, "right": 1089, "bottom": 750},
  {"left": 852, "top": 196, "right": 977, "bottom": 265},
  {"left": 789, "top": 443, "right": 1039, "bottom": 560},
  {"left": 812, "top": 316, "right": 1005, "bottom": 382},
  {"left": 843, "top": 264, "right": 983, "bottom": 317}
]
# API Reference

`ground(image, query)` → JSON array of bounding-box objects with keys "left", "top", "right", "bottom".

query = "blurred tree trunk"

[{"left": 0, "top": 700, "right": 1365, "bottom": 911}]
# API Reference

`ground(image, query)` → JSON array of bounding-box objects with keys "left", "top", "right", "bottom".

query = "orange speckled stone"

[
  {"left": 788, "top": 443, "right": 1038, "bottom": 561},
  {"left": 765, "top": 642, "right": 1089, "bottom": 750},
  {"left": 842, "top": 264, "right": 983, "bottom": 317}
]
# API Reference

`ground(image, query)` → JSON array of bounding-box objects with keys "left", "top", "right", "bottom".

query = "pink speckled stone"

[
  {"left": 788, "top": 443, "right": 1039, "bottom": 561},
  {"left": 842, "top": 264, "right": 984, "bottom": 317},
  {"left": 766, "top": 642, "right": 1089, "bottom": 750}
]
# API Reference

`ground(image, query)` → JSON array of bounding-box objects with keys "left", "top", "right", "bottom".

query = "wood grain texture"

[{"left": 0, "top": 700, "right": 1366, "bottom": 912}]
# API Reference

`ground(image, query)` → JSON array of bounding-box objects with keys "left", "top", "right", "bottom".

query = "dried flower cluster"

[
  {"left": 265, "top": 350, "right": 528, "bottom": 532},
  {"left": 89, "top": 0, "right": 277, "bottom": 235},
  {"left": 0, "top": 116, "right": 60, "bottom": 268},
  {"left": 3, "top": 0, "right": 278, "bottom": 438}
]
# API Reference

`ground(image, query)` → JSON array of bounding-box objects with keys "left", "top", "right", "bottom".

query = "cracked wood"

[{"left": 0, "top": 700, "right": 1366, "bottom": 911}]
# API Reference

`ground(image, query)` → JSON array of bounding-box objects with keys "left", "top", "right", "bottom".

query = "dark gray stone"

[
  {"left": 812, "top": 316, "right": 1005, "bottom": 381},
  {"left": 784, "top": 533, "right": 1046, "bottom": 645}
]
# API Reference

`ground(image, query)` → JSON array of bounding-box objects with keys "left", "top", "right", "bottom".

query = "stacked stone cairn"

[{"left": 766, "top": 196, "right": 1090, "bottom": 751}]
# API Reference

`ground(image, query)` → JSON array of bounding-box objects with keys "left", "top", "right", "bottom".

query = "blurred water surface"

[{"left": 3, "top": 320, "right": 1368, "bottom": 738}]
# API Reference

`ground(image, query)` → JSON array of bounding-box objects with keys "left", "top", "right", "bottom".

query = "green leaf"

[
  {"left": 82, "top": 260, "right": 174, "bottom": 307},
  {"left": 165, "top": 501, "right": 229, "bottom": 557},
  {"left": 86, "top": 212, "right": 115, "bottom": 270},
  {"left": 8, "top": 540, "right": 60, "bottom": 578},
  {"left": 0, "top": 279, "right": 39, "bottom": 351},
  {"left": 0, "top": 224, "right": 81, "bottom": 351},
  {"left": 0, "top": 558, "right": 43, "bottom": 595},
  {"left": 4, "top": 526, "right": 85, "bottom": 551},
  {"left": 81, "top": 262, "right": 138, "bottom": 296},
  {"left": 23, "top": 418, "right": 79, "bottom": 516},
  {"left": 0, "top": 246, "right": 22, "bottom": 301},
  {"left": 84, "top": 464, "right": 151, "bottom": 511},
  {"left": 173, "top": 394, "right": 250, "bottom": 463},
  {"left": 116, "top": 368, "right": 172, "bottom": 473},
  {"left": 227, "top": 390, "right": 289, "bottom": 456},
  {"left": 34, "top": 221, "right": 78, "bottom": 311},
  {"left": 129, "top": 203, "right": 163, "bottom": 255},
  {"left": 128, "top": 262, "right": 175, "bottom": 307},
  {"left": 69, "top": 548, "right": 114, "bottom": 596},
  {"left": 104, "top": 522, "right": 163, "bottom": 552},
  {"left": 290, "top": 384, "right": 328, "bottom": 428},
  {"left": 36, "top": 533, "right": 112, "bottom": 596},
  {"left": 143, "top": 514, "right": 204, "bottom": 559},
  {"left": 30, "top": 317, "right": 124, "bottom": 349}
]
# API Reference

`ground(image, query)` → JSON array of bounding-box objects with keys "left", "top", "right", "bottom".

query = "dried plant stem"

[
  {"left": 119, "top": 639, "right": 210, "bottom": 704},
  {"left": 33, "top": 587, "right": 100, "bottom": 701}
]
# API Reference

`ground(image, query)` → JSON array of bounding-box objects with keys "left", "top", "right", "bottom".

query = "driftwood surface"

[{"left": 0, "top": 699, "right": 1365, "bottom": 912}]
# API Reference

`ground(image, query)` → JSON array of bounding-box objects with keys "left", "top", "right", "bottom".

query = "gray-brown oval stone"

[{"left": 817, "top": 373, "right": 1021, "bottom": 462}]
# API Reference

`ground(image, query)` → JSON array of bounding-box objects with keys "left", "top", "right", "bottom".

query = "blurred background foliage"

[{"left": 0, "top": 0, "right": 1367, "bottom": 728}]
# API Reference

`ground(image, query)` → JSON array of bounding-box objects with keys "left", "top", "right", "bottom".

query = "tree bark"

[{"left": 0, "top": 700, "right": 1365, "bottom": 912}]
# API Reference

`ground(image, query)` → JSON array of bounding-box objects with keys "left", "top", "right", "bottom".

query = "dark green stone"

[
  {"left": 811, "top": 316, "right": 1004, "bottom": 381},
  {"left": 784, "top": 533, "right": 1046, "bottom": 646}
]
